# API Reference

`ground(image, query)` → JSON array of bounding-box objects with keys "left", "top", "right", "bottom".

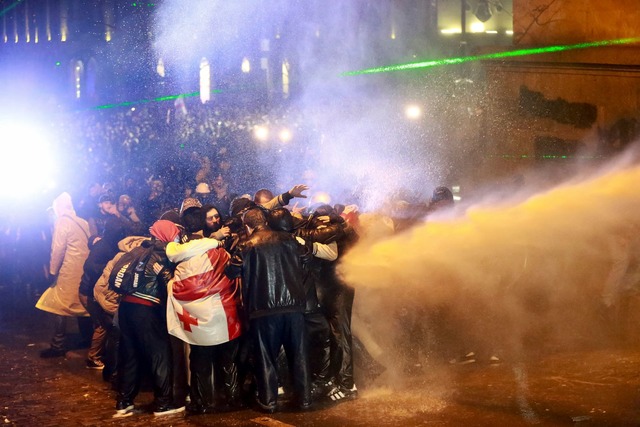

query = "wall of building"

[
  {"left": 466, "top": 0, "right": 640, "bottom": 186},
  {"left": 513, "top": 0, "right": 640, "bottom": 46}
]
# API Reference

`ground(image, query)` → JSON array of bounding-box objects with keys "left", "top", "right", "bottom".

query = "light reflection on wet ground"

[{"left": 1, "top": 294, "right": 639, "bottom": 426}]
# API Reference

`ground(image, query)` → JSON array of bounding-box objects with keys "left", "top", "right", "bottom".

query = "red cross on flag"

[
  {"left": 167, "top": 291, "right": 235, "bottom": 345},
  {"left": 166, "top": 246, "right": 242, "bottom": 346}
]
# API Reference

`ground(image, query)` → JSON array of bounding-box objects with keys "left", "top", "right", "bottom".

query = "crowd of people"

[
  {"left": 32, "top": 147, "right": 459, "bottom": 416},
  {"left": 2, "top": 96, "right": 463, "bottom": 417}
]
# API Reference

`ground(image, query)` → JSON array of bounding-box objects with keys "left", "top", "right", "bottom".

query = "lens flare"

[{"left": 0, "top": 121, "right": 57, "bottom": 197}]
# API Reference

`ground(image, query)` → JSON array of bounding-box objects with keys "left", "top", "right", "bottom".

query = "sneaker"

[
  {"left": 311, "top": 380, "right": 333, "bottom": 399},
  {"left": 40, "top": 348, "right": 66, "bottom": 359},
  {"left": 327, "top": 384, "right": 358, "bottom": 402},
  {"left": 153, "top": 403, "right": 186, "bottom": 416},
  {"left": 186, "top": 402, "right": 208, "bottom": 415},
  {"left": 86, "top": 359, "right": 105, "bottom": 370},
  {"left": 113, "top": 401, "right": 134, "bottom": 418}
]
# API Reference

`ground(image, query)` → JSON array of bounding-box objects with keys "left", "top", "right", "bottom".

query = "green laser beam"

[
  {"left": 0, "top": 0, "right": 23, "bottom": 18},
  {"left": 95, "top": 90, "right": 221, "bottom": 110},
  {"left": 342, "top": 37, "right": 640, "bottom": 76}
]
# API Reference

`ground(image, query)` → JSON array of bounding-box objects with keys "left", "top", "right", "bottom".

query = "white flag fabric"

[
  {"left": 167, "top": 291, "right": 235, "bottom": 345},
  {"left": 166, "top": 246, "right": 242, "bottom": 346}
]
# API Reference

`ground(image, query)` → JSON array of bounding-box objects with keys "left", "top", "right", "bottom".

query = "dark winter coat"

[{"left": 226, "top": 225, "right": 309, "bottom": 319}]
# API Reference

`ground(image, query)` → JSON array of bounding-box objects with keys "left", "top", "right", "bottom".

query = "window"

[{"left": 200, "top": 58, "right": 211, "bottom": 104}]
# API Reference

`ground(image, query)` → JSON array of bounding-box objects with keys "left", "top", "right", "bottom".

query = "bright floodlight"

[
  {"left": 279, "top": 128, "right": 292, "bottom": 143},
  {"left": 253, "top": 125, "right": 269, "bottom": 141},
  {"left": 311, "top": 191, "right": 332, "bottom": 205},
  {"left": 0, "top": 121, "right": 57, "bottom": 197},
  {"left": 405, "top": 104, "right": 422, "bottom": 119}
]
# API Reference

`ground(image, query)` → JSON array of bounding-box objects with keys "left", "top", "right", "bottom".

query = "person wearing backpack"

[{"left": 113, "top": 219, "right": 184, "bottom": 418}]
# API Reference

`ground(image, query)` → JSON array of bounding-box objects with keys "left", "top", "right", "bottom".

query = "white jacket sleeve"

[
  {"left": 295, "top": 237, "right": 338, "bottom": 261},
  {"left": 49, "top": 219, "right": 69, "bottom": 276},
  {"left": 166, "top": 238, "right": 220, "bottom": 263}
]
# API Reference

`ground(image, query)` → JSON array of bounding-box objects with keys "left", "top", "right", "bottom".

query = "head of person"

[
  {"left": 253, "top": 188, "right": 274, "bottom": 205},
  {"left": 428, "top": 186, "right": 454, "bottom": 212},
  {"left": 195, "top": 182, "right": 211, "bottom": 200},
  {"left": 88, "top": 182, "right": 103, "bottom": 198},
  {"left": 243, "top": 208, "right": 269, "bottom": 235},
  {"left": 229, "top": 195, "right": 256, "bottom": 218},
  {"left": 150, "top": 219, "right": 182, "bottom": 243},
  {"left": 52, "top": 192, "right": 75, "bottom": 219},
  {"left": 212, "top": 173, "right": 228, "bottom": 192},
  {"left": 150, "top": 179, "right": 164, "bottom": 196},
  {"left": 180, "top": 198, "right": 204, "bottom": 234},
  {"left": 268, "top": 208, "right": 294, "bottom": 233},
  {"left": 308, "top": 203, "right": 335, "bottom": 228},
  {"left": 117, "top": 194, "right": 132, "bottom": 214},
  {"left": 202, "top": 204, "right": 222, "bottom": 233},
  {"left": 103, "top": 217, "right": 128, "bottom": 247},
  {"left": 98, "top": 194, "right": 117, "bottom": 216}
]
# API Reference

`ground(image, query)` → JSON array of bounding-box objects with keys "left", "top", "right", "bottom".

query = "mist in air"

[
  {"left": 340, "top": 147, "right": 640, "bottom": 382},
  {"left": 152, "top": 2, "right": 453, "bottom": 208}
]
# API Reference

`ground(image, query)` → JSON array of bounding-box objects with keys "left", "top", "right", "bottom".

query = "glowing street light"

[
  {"left": 279, "top": 128, "right": 292, "bottom": 143},
  {"left": 241, "top": 58, "right": 251, "bottom": 73},
  {"left": 253, "top": 125, "right": 269, "bottom": 141},
  {"left": 405, "top": 104, "right": 422, "bottom": 120}
]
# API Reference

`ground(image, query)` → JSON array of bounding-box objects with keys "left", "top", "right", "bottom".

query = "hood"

[{"left": 52, "top": 192, "right": 75, "bottom": 219}]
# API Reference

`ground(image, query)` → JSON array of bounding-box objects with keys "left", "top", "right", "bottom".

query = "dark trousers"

[
  {"left": 116, "top": 302, "right": 174, "bottom": 406},
  {"left": 251, "top": 312, "right": 310, "bottom": 409},
  {"left": 50, "top": 315, "right": 93, "bottom": 351},
  {"left": 318, "top": 283, "right": 355, "bottom": 389},
  {"left": 190, "top": 338, "right": 241, "bottom": 408},
  {"left": 305, "top": 311, "right": 331, "bottom": 382},
  {"left": 82, "top": 296, "right": 109, "bottom": 362}
]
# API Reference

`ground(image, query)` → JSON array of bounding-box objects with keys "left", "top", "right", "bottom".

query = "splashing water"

[{"left": 341, "top": 151, "right": 640, "bottom": 371}]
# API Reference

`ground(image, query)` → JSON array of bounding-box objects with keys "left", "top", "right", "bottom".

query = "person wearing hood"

[
  {"left": 37, "top": 192, "right": 92, "bottom": 358},
  {"left": 114, "top": 220, "right": 184, "bottom": 418},
  {"left": 93, "top": 234, "right": 149, "bottom": 385}
]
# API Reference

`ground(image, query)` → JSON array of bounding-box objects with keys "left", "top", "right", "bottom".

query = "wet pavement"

[{"left": 1, "top": 294, "right": 640, "bottom": 426}]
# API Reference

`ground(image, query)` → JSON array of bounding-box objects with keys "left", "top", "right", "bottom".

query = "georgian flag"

[{"left": 166, "top": 247, "right": 242, "bottom": 346}]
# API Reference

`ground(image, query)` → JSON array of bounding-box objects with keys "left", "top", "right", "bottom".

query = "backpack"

[{"left": 108, "top": 244, "right": 155, "bottom": 295}]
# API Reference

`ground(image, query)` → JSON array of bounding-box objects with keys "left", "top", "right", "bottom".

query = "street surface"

[{"left": 1, "top": 290, "right": 639, "bottom": 426}]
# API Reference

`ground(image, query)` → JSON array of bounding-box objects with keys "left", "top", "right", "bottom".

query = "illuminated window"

[
  {"left": 156, "top": 58, "right": 165, "bottom": 77},
  {"left": 46, "top": 0, "right": 51, "bottom": 41},
  {"left": 282, "top": 59, "right": 289, "bottom": 98},
  {"left": 199, "top": 58, "right": 211, "bottom": 104},
  {"left": 73, "top": 60, "right": 84, "bottom": 99},
  {"left": 24, "top": 1, "right": 30, "bottom": 43},
  {"left": 241, "top": 57, "right": 250, "bottom": 73},
  {"left": 61, "top": 5, "right": 68, "bottom": 42}
]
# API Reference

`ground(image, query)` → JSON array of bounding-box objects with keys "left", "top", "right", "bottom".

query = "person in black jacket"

[
  {"left": 78, "top": 217, "right": 127, "bottom": 370},
  {"left": 114, "top": 219, "right": 184, "bottom": 418},
  {"left": 225, "top": 208, "right": 312, "bottom": 413},
  {"left": 305, "top": 204, "right": 359, "bottom": 402}
]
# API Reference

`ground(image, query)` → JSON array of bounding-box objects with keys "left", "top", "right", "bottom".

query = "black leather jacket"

[
  {"left": 129, "top": 239, "right": 174, "bottom": 305},
  {"left": 226, "top": 225, "right": 309, "bottom": 319}
]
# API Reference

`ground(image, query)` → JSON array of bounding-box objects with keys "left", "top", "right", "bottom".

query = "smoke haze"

[{"left": 341, "top": 148, "right": 640, "bottom": 375}]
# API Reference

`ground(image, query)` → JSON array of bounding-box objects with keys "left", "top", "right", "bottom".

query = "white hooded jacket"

[{"left": 36, "top": 192, "right": 90, "bottom": 317}]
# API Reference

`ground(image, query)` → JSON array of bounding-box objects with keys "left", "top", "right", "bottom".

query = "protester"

[
  {"left": 225, "top": 208, "right": 312, "bottom": 413},
  {"left": 37, "top": 192, "right": 92, "bottom": 358},
  {"left": 114, "top": 220, "right": 184, "bottom": 418}
]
